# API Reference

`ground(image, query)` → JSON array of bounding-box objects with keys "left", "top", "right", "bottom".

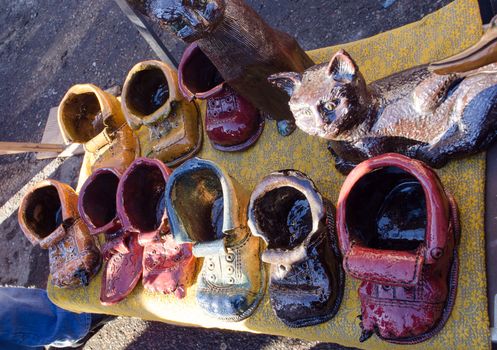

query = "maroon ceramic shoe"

[
  {"left": 178, "top": 43, "right": 264, "bottom": 152},
  {"left": 78, "top": 168, "right": 143, "bottom": 305},
  {"left": 117, "top": 158, "right": 196, "bottom": 297},
  {"left": 336, "top": 153, "right": 459, "bottom": 344}
]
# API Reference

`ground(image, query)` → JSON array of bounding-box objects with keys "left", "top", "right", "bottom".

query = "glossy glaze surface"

[
  {"left": 100, "top": 232, "right": 144, "bottom": 305},
  {"left": 18, "top": 180, "right": 101, "bottom": 288},
  {"left": 165, "top": 157, "right": 265, "bottom": 321},
  {"left": 117, "top": 158, "right": 196, "bottom": 297},
  {"left": 178, "top": 43, "right": 264, "bottom": 151},
  {"left": 336, "top": 154, "right": 459, "bottom": 343},
  {"left": 248, "top": 170, "right": 344, "bottom": 327},
  {"left": 58, "top": 84, "right": 139, "bottom": 178},
  {"left": 78, "top": 168, "right": 143, "bottom": 305},
  {"left": 270, "top": 49, "right": 497, "bottom": 173},
  {"left": 121, "top": 60, "right": 201, "bottom": 166},
  {"left": 131, "top": 0, "right": 314, "bottom": 131}
]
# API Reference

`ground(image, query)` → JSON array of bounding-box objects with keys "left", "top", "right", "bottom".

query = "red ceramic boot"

[
  {"left": 117, "top": 158, "right": 196, "bottom": 297},
  {"left": 78, "top": 168, "right": 143, "bottom": 305},
  {"left": 336, "top": 153, "right": 459, "bottom": 344},
  {"left": 178, "top": 43, "right": 264, "bottom": 152}
]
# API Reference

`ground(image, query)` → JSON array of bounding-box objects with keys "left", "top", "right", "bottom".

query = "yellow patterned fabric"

[{"left": 48, "top": 0, "right": 490, "bottom": 348}]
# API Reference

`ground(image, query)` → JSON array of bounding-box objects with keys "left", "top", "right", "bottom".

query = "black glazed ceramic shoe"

[{"left": 248, "top": 170, "right": 344, "bottom": 327}]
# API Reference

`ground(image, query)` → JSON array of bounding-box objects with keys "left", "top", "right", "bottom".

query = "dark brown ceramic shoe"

[
  {"left": 165, "top": 158, "right": 265, "bottom": 321},
  {"left": 248, "top": 170, "right": 344, "bottom": 327},
  {"left": 18, "top": 180, "right": 101, "bottom": 288},
  {"left": 117, "top": 158, "right": 196, "bottom": 297},
  {"left": 336, "top": 153, "right": 459, "bottom": 344},
  {"left": 78, "top": 168, "right": 143, "bottom": 305}
]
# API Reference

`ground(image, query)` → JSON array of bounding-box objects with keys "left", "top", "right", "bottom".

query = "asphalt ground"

[{"left": 0, "top": 0, "right": 456, "bottom": 349}]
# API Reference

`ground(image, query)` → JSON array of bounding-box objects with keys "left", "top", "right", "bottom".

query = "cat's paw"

[
  {"left": 415, "top": 148, "right": 447, "bottom": 168},
  {"left": 334, "top": 156, "right": 356, "bottom": 174}
]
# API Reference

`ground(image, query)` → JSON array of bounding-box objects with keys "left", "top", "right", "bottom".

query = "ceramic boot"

[
  {"left": 336, "top": 153, "right": 459, "bottom": 344},
  {"left": 248, "top": 170, "right": 344, "bottom": 327},
  {"left": 18, "top": 180, "right": 101, "bottom": 288},
  {"left": 121, "top": 60, "right": 202, "bottom": 166},
  {"left": 78, "top": 168, "right": 143, "bottom": 305},
  {"left": 178, "top": 43, "right": 264, "bottom": 152},
  {"left": 117, "top": 158, "right": 196, "bottom": 297},
  {"left": 165, "top": 157, "right": 266, "bottom": 321},
  {"left": 58, "top": 84, "right": 139, "bottom": 190}
]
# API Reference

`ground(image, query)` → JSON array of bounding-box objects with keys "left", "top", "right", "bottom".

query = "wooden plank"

[
  {"left": 0, "top": 142, "right": 65, "bottom": 155},
  {"left": 113, "top": 0, "right": 178, "bottom": 68}
]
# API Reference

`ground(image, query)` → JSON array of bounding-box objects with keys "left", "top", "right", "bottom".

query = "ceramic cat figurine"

[{"left": 269, "top": 49, "right": 497, "bottom": 173}]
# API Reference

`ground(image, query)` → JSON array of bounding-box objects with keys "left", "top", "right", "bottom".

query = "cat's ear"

[
  {"left": 268, "top": 72, "right": 302, "bottom": 97},
  {"left": 327, "top": 50, "right": 357, "bottom": 83}
]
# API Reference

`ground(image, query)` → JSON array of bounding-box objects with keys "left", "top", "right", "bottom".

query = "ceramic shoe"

[
  {"left": 18, "top": 180, "right": 101, "bottom": 288},
  {"left": 165, "top": 157, "right": 266, "bottom": 321},
  {"left": 78, "top": 168, "right": 143, "bottom": 305},
  {"left": 58, "top": 84, "right": 139, "bottom": 189},
  {"left": 336, "top": 153, "right": 459, "bottom": 344},
  {"left": 248, "top": 170, "right": 344, "bottom": 327},
  {"left": 178, "top": 43, "right": 264, "bottom": 152},
  {"left": 117, "top": 158, "right": 196, "bottom": 297},
  {"left": 121, "top": 60, "right": 202, "bottom": 166}
]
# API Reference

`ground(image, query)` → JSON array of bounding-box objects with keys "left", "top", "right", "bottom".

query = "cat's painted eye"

[{"left": 324, "top": 99, "right": 340, "bottom": 111}]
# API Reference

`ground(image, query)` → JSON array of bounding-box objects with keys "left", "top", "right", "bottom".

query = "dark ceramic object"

[
  {"left": 78, "top": 168, "right": 143, "bottom": 305},
  {"left": 270, "top": 49, "right": 497, "bottom": 173},
  {"left": 248, "top": 170, "right": 344, "bottom": 328},
  {"left": 117, "top": 157, "right": 196, "bottom": 297},
  {"left": 178, "top": 43, "right": 264, "bottom": 152},
  {"left": 336, "top": 153, "right": 459, "bottom": 344},
  {"left": 430, "top": 15, "right": 497, "bottom": 74},
  {"left": 165, "top": 157, "right": 265, "bottom": 321},
  {"left": 18, "top": 180, "right": 101, "bottom": 288},
  {"left": 129, "top": 0, "right": 314, "bottom": 134}
]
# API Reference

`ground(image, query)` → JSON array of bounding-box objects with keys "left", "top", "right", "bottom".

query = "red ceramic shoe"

[
  {"left": 178, "top": 43, "right": 264, "bottom": 152},
  {"left": 336, "top": 153, "right": 459, "bottom": 344},
  {"left": 78, "top": 168, "right": 143, "bottom": 305},
  {"left": 117, "top": 158, "right": 196, "bottom": 297}
]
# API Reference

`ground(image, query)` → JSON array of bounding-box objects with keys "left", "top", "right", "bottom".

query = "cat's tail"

[{"left": 429, "top": 15, "right": 497, "bottom": 75}]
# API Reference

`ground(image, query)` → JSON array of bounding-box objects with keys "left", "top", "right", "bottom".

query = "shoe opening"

[
  {"left": 125, "top": 67, "right": 170, "bottom": 117},
  {"left": 170, "top": 168, "right": 224, "bottom": 242},
  {"left": 122, "top": 163, "right": 166, "bottom": 232},
  {"left": 345, "top": 166, "right": 426, "bottom": 251},
  {"left": 182, "top": 46, "right": 224, "bottom": 95},
  {"left": 82, "top": 172, "right": 119, "bottom": 228},
  {"left": 24, "top": 185, "right": 63, "bottom": 239},
  {"left": 60, "top": 92, "right": 105, "bottom": 143},
  {"left": 253, "top": 186, "right": 312, "bottom": 249}
]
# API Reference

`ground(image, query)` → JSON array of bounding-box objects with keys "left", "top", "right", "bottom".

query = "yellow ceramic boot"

[
  {"left": 121, "top": 60, "right": 202, "bottom": 167},
  {"left": 58, "top": 84, "right": 139, "bottom": 189}
]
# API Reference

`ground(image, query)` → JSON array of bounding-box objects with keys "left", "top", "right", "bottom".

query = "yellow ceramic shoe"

[
  {"left": 121, "top": 60, "right": 202, "bottom": 167},
  {"left": 58, "top": 84, "right": 139, "bottom": 188}
]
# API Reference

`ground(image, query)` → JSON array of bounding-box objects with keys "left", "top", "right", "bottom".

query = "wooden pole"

[{"left": 113, "top": 0, "right": 178, "bottom": 69}]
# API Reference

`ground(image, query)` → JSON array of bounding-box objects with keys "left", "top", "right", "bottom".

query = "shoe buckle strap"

[
  {"left": 193, "top": 238, "right": 226, "bottom": 257},
  {"left": 84, "top": 129, "right": 114, "bottom": 153}
]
